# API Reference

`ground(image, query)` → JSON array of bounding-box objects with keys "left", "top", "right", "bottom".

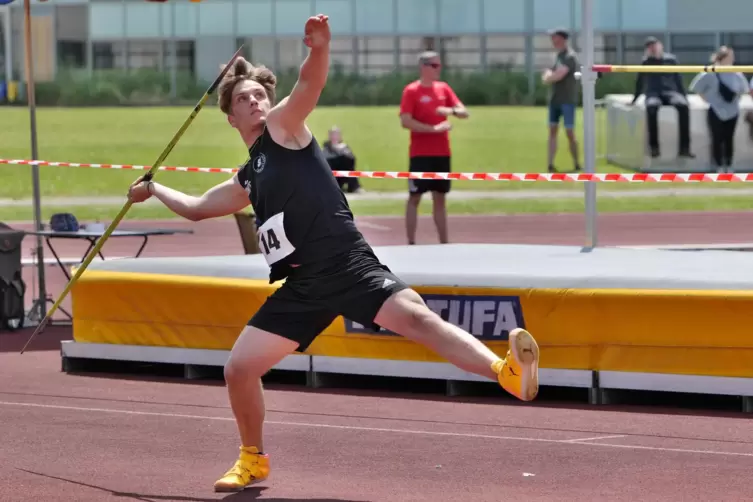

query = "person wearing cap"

[
  {"left": 541, "top": 28, "right": 581, "bottom": 173},
  {"left": 322, "top": 126, "right": 364, "bottom": 194},
  {"left": 631, "top": 37, "right": 694, "bottom": 159}
]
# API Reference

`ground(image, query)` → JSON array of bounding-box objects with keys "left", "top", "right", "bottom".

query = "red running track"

[{"left": 1, "top": 329, "right": 753, "bottom": 501}]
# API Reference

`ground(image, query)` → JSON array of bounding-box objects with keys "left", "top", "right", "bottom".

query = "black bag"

[
  {"left": 716, "top": 74, "right": 737, "bottom": 103},
  {"left": 0, "top": 271, "right": 25, "bottom": 332}
]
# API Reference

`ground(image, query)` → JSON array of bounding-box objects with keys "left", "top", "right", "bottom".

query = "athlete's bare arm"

[
  {"left": 127, "top": 175, "right": 250, "bottom": 221},
  {"left": 266, "top": 14, "right": 331, "bottom": 147}
]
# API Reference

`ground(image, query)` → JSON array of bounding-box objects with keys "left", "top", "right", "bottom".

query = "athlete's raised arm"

[
  {"left": 266, "top": 14, "right": 331, "bottom": 142},
  {"left": 127, "top": 174, "right": 250, "bottom": 222}
]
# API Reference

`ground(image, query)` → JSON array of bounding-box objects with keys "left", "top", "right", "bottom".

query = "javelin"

[
  {"left": 19, "top": 45, "right": 245, "bottom": 354},
  {"left": 592, "top": 64, "right": 753, "bottom": 73}
]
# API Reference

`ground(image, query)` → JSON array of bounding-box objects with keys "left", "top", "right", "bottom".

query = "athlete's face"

[{"left": 227, "top": 79, "right": 271, "bottom": 132}]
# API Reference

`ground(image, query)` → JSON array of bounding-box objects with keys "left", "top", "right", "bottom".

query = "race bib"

[{"left": 256, "top": 212, "right": 295, "bottom": 265}]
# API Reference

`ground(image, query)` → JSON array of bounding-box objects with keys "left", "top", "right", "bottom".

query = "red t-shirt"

[{"left": 399, "top": 80, "right": 461, "bottom": 158}]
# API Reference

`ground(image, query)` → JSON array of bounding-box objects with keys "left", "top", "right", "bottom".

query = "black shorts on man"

[
  {"left": 236, "top": 126, "right": 409, "bottom": 350},
  {"left": 249, "top": 243, "right": 408, "bottom": 351},
  {"left": 408, "top": 156, "right": 451, "bottom": 194}
]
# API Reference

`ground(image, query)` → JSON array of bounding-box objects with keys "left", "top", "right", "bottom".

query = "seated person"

[
  {"left": 321, "top": 126, "right": 364, "bottom": 194},
  {"left": 631, "top": 37, "right": 695, "bottom": 159}
]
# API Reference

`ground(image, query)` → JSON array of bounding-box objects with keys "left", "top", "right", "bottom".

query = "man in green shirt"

[{"left": 542, "top": 28, "right": 581, "bottom": 173}]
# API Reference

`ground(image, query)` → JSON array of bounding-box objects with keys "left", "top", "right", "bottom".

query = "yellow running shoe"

[
  {"left": 213, "top": 446, "right": 270, "bottom": 492},
  {"left": 492, "top": 328, "right": 540, "bottom": 401}
]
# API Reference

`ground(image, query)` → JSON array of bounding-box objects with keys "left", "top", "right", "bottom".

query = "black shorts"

[
  {"left": 248, "top": 244, "right": 410, "bottom": 352},
  {"left": 408, "top": 156, "right": 451, "bottom": 194}
]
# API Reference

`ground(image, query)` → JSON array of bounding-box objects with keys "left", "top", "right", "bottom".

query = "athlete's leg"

[
  {"left": 374, "top": 288, "right": 496, "bottom": 379},
  {"left": 325, "top": 249, "right": 538, "bottom": 401},
  {"left": 214, "top": 326, "right": 295, "bottom": 492},
  {"left": 214, "top": 286, "right": 337, "bottom": 492},
  {"left": 374, "top": 288, "right": 539, "bottom": 401},
  {"left": 224, "top": 326, "right": 299, "bottom": 452}
]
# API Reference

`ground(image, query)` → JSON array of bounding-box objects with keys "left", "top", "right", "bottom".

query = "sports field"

[{"left": 1, "top": 105, "right": 751, "bottom": 220}]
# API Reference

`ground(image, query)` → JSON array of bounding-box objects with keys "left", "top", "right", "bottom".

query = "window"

[
  {"left": 330, "top": 37, "right": 356, "bottom": 71},
  {"left": 127, "top": 41, "right": 162, "bottom": 70},
  {"left": 396, "top": 0, "right": 438, "bottom": 35},
  {"left": 56, "top": 4, "right": 88, "bottom": 69},
  {"left": 58, "top": 41, "right": 86, "bottom": 69},
  {"left": 357, "top": 37, "right": 396, "bottom": 74},
  {"left": 353, "top": 0, "right": 394, "bottom": 34},
  {"left": 93, "top": 42, "right": 126, "bottom": 70},
  {"left": 722, "top": 33, "right": 753, "bottom": 66},
  {"left": 439, "top": 0, "right": 481, "bottom": 35},
  {"left": 669, "top": 33, "right": 716, "bottom": 65},
  {"left": 277, "top": 38, "right": 305, "bottom": 70},
  {"left": 486, "top": 35, "right": 527, "bottom": 69},
  {"left": 398, "top": 36, "right": 437, "bottom": 68},
  {"left": 440, "top": 36, "right": 481, "bottom": 69},
  {"left": 162, "top": 41, "right": 195, "bottom": 75},
  {"left": 237, "top": 37, "right": 277, "bottom": 69}
]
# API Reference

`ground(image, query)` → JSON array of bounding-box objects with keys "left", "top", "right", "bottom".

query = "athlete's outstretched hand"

[
  {"left": 303, "top": 14, "right": 330, "bottom": 49},
  {"left": 128, "top": 175, "right": 152, "bottom": 203}
]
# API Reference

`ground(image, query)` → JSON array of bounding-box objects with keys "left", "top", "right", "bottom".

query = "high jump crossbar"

[{"left": 593, "top": 64, "right": 753, "bottom": 73}]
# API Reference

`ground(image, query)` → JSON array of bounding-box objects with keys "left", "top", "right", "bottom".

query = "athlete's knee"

[
  {"left": 224, "top": 327, "right": 295, "bottom": 384},
  {"left": 224, "top": 357, "right": 267, "bottom": 386},
  {"left": 381, "top": 289, "right": 439, "bottom": 335}
]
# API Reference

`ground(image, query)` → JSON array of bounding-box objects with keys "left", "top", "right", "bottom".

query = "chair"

[{"left": 233, "top": 211, "right": 260, "bottom": 255}]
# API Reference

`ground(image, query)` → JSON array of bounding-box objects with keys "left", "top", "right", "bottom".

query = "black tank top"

[{"left": 236, "top": 126, "right": 368, "bottom": 283}]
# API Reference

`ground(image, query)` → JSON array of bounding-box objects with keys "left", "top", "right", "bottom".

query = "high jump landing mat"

[{"left": 62, "top": 244, "right": 753, "bottom": 407}]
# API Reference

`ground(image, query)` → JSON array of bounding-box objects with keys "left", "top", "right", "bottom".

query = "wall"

[{"left": 7, "top": 0, "right": 753, "bottom": 87}]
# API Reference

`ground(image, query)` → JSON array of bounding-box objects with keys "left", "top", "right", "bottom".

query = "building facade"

[{"left": 2, "top": 0, "right": 753, "bottom": 85}]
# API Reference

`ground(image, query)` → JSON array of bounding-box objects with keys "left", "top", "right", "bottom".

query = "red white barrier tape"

[
  {"left": 2, "top": 158, "right": 753, "bottom": 182},
  {"left": 0, "top": 158, "right": 237, "bottom": 175}
]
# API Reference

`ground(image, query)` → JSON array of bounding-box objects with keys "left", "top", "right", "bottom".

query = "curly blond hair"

[{"left": 218, "top": 57, "right": 277, "bottom": 115}]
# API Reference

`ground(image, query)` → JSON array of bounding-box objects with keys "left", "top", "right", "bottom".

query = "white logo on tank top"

[
  {"left": 257, "top": 212, "right": 295, "bottom": 265},
  {"left": 253, "top": 153, "right": 267, "bottom": 173}
]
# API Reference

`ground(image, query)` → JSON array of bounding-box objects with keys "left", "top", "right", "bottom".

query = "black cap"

[
  {"left": 548, "top": 28, "right": 569, "bottom": 40},
  {"left": 644, "top": 36, "right": 659, "bottom": 47}
]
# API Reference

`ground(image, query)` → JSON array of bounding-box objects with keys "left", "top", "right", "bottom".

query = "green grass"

[
  {"left": 1, "top": 105, "right": 746, "bottom": 203},
  {"left": 4, "top": 194, "right": 753, "bottom": 223}
]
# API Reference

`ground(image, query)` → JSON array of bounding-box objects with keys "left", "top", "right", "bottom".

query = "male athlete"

[
  {"left": 399, "top": 51, "right": 468, "bottom": 245},
  {"left": 127, "top": 15, "right": 540, "bottom": 493}
]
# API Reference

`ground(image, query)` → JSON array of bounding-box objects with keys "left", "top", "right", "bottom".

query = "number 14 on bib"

[{"left": 257, "top": 213, "right": 296, "bottom": 265}]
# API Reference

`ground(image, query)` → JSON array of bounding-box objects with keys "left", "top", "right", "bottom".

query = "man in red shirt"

[{"left": 399, "top": 51, "right": 468, "bottom": 245}]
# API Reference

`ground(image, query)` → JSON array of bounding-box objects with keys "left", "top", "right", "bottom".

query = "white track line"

[
  {"left": 2, "top": 400, "right": 752, "bottom": 459},
  {"left": 564, "top": 435, "right": 627, "bottom": 443},
  {"left": 354, "top": 220, "right": 392, "bottom": 231}
]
